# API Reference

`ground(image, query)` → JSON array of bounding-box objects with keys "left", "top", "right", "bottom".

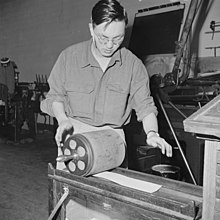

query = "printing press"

[
  {"left": 48, "top": 1, "right": 220, "bottom": 219},
  {"left": 48, "top": 129, "right": 203, "bottom": 220}
]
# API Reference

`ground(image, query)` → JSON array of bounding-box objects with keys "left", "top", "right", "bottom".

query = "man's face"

[{"left": 90, "top": 21, "right": 125, "bottom": 57}]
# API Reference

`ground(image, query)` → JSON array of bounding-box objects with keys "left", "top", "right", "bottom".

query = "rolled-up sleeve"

[
  {"left": 130, "top": 59, "right": 158, "bottom": 121},
  {"left": 40, "top": 52, "right": 71, "bottom": 117}
]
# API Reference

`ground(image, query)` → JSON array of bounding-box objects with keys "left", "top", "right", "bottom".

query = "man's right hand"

[{"left": 55, "top": 119, "right": 74, "bottom": 147}]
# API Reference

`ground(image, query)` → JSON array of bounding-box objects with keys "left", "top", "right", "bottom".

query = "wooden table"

[
  {"left": 48, "top": 164, "right": 202, "bottom": 220},
  {"left": 184, "top": 94, "right": 220, "bottom": 219}
]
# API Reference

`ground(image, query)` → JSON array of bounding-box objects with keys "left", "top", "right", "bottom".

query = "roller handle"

[{"left": 56, "top": 153, "right": 79, "bottom": 162}]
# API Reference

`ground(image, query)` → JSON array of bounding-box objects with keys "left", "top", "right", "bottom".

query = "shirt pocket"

[
  {"left": 104, "top": 83, "right": 130, "bottom": 124},
  {"left": 66, "top": 82, "right": 94, "bottom": 117}
]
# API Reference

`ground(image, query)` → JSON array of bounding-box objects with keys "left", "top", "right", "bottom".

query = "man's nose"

[{"left": 106, "top": 40, "right": 114, "bottom": 48}]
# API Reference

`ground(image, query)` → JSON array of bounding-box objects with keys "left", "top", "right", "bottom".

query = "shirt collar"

[
  {"left": 79, "top": 39, "right": 94, "bottom": 68},
  {"left": 111, "top": 47, "right": 122, "bottom": 66},
  {"left": 79, "top": 39, "right": 122, "bottom": 68}
]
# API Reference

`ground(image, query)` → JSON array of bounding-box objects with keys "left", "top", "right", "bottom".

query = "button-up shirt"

[{"left": 40, "top": 40, "right": 157, "bottom": 128}]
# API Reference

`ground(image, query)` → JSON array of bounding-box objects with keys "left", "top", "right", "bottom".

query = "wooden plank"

[
  {"left": 184, "top": 120, "right": 220, "bottom": 138},
  {"left": 50, "top": 173, "right": 196, "bottom": 217},
  {"left": 48, "top": 164, "right": 66, "bottom": 220},
  {"left": 202, "top": 140, "right": 218, "bottom": 219},
  {"left": 216, "top": 176, "right": 220, "bottom": 187},
  {"left": 184, "top": 95, "right": 220, "bottom": 121},
  {"left": 48, "top": 166, "right": 202, "bottom": 218},
  {"left": 217, "top": 151, "right": 220, "bottom": 164},
  {"left": 53, "top": 166, "right": 203, "bottom": 200},
  {"left": 216, "top": 187, "right": 220, "bottom": 199},
  {"left": 214, "top": 210, "right": 220, "bottom": 220},
  {"left": 215, "top": 198, "right": 220, "bottom": 212},
  {"left": 184, "top": 94, "right": 220, "bottom": 138},
  {"left": 48, "top": 164, "right": 54, "bottom": 216},
  {"left": 217, "top": 164, "right": 220, "bottom": 176}
]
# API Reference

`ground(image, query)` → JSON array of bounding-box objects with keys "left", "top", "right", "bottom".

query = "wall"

[
  {"left": 0, "top": 0, "right": 220, "bottom": 82},
  {"left": 196, "top": 0, "right": 220, "bottom": 57},
  {"left": 0, "top": 0, "right": 97, "bottom": 82}
]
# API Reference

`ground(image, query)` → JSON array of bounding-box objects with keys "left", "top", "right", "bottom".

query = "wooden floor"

[{"left": 0, "top": 130, "right": 57, "bottom": 220}]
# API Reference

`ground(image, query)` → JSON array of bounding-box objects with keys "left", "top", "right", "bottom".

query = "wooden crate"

[
  {"left": 48, "top": 164, "right": 202, "bottom": 220},
  {"left": 184, "top": 94, "right": 220, "bottom": 219}
]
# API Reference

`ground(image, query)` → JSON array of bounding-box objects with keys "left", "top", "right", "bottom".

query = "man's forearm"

[
  {"left": 52, "top": 101, "right": 69, "bottom": 125},
  {"left": 142, "top": 112, "right": 158, "bottom": 135}
]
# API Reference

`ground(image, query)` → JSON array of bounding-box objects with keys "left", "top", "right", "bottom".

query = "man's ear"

[{"left": 88, "top": 23, "right": 94, "bottom": 37}]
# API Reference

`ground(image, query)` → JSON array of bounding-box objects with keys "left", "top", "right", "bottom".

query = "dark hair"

[{"left": 91, "top": 0, "right": 128, "bottom": 27}]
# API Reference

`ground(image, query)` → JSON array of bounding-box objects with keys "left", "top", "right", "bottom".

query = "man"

[{"left": 41, "top": 0, "right": 172, "bottom": 170}]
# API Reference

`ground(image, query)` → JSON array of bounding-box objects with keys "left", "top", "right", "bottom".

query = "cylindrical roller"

[{"left": 61, "top": 129, "right": 126, "bottom": 176}]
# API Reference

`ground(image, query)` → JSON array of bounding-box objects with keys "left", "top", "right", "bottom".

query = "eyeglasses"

[{"left": 93, "top": 31, "right": 124, "bottom": 46}]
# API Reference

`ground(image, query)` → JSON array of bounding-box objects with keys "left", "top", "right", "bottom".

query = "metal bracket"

[{"left": 48, "top": 186, "right": 69, "bottom": 220}]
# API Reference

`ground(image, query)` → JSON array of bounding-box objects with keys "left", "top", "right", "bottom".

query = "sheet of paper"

[{"left": 93, "top": 171, "right": 161, "bottom": 193}]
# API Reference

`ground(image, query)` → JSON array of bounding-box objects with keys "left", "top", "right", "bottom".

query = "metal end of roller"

[
  {"left": 56, "top": 155, "right": 74, "bottom": 162},
  {"left": 56, "top": 153, "right": 79, "bottom": 162}
]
